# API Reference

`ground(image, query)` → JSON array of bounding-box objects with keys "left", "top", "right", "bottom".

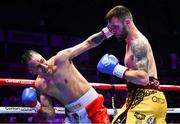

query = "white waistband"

[{"left": 65, "top": 87, "right": 98, "bottom": 112}]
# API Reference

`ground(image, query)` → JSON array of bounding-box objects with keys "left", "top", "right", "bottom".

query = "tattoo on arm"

[
  {"left": 131, "top": 40, "right": 149, "bottom": 72},
  {"left": 91, "top": 33, "right": 105, "bottom": 44}
]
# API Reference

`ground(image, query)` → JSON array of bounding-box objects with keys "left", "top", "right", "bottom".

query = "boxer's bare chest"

[
  {"left": 36, "top": 66, "right": 68, "bottom": 96},
  {"left": 124, "top": 44, "right": 136, "bottom": 69}
]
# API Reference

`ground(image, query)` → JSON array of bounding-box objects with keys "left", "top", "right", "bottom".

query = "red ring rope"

[{"left": 0, "top": 78, "right": 180, "bottom": 91}]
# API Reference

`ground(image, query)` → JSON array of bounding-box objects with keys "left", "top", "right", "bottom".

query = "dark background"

[
  {"left": 0, "top": 0, "right": 179, "bottom": 60},
  {"left": 0, "top": 0, "right": 180, "bottom": 123},
  {"left": 0, "top": 0, "right": 179, "bottom": 80}
]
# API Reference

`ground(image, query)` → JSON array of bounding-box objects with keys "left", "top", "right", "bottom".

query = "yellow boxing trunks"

[{"left": 112, "top": 77, "right": 167, "bottom": 124}]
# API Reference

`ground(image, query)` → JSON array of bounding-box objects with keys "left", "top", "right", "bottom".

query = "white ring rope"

[
  {"left": 0, "top": 78, "right": 179, "bottom": 115},
  {"left": 0, "top": 107, "right": 179, "bottom": 114}
]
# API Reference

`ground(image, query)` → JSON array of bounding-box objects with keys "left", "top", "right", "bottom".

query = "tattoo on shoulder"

[
  {"left": 131, "top": 39, "right": 149, "bottom": 72},
  {"left": 91, "top": 33, "right": 104, "bottom": 44}
]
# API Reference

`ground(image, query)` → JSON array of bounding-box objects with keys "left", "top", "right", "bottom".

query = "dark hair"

[
  {"left": 105, "top": 5, "right": 133, "bottom": 22},
  {"left": 21, "top": 50, "right": 37, "bottom": 64}
]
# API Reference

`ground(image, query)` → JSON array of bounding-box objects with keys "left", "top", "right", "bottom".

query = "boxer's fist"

[
  {"left": 97, "top": 54, "right": 119, "bottom": 74},
  {"left": 97, "top": 54, "right": 128, "bottom": 78},
  {"left": 22, "top": 87, "right": 42, "bottom": 112}
]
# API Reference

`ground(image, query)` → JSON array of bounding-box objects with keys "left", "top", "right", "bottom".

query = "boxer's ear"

[{"left": 124, "top": 18, "right": 130, "bottom": 25}]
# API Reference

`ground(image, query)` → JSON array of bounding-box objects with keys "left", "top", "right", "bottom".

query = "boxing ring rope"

[
  {"left": 0, "top": 107, "right": 180, "bottom": 114},
  {"left": 0, "top": 78, "right": 180, "bottom": 114},
  {"left": 1, "top": 78, "right": 180, "bottom": 91}
]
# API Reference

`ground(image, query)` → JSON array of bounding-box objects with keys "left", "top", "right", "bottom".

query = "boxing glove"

[
  {"left": 97, "top": 54, "right": 128, "bottom": 78},
  {"left": 22, "top": 87, "right": 42, "bottom": 112}
]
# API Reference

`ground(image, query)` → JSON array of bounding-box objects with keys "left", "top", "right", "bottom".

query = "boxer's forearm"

[
  {"left": 41, "top": 107, "right": 55, "bottom": 119},
  {"left": 87, "top": 32, "right": 106, "bottom": 48},
  {"left": 124, "top": 69, "right": 149, "bottom": 86},
  {"left": 88, "top": 25, "right": 113, "bottom": 48},
  {"left": 91, "top": 32, "right": 105, "bottom": 44},
  {"left": 39, "top": 94, "right": 55, "bottom": 119}
]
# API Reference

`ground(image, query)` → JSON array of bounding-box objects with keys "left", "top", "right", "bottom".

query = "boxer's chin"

[
  {"left": 116, "top": 32, "right": 128, "bottom": 41},
  {"left": 115, "top": 35, "right": 120, "bottom": 39},
  {"left": 116, "top": 35, "right": 124, "bottom": 42}
]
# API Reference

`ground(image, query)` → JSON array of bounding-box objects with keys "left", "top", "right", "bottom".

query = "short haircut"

[
  {"left": 105, "top": 5, "right": 133, "bottom": 22},
  {"left": 21, "top": 50, "right": 38, "bottom": 64}
]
